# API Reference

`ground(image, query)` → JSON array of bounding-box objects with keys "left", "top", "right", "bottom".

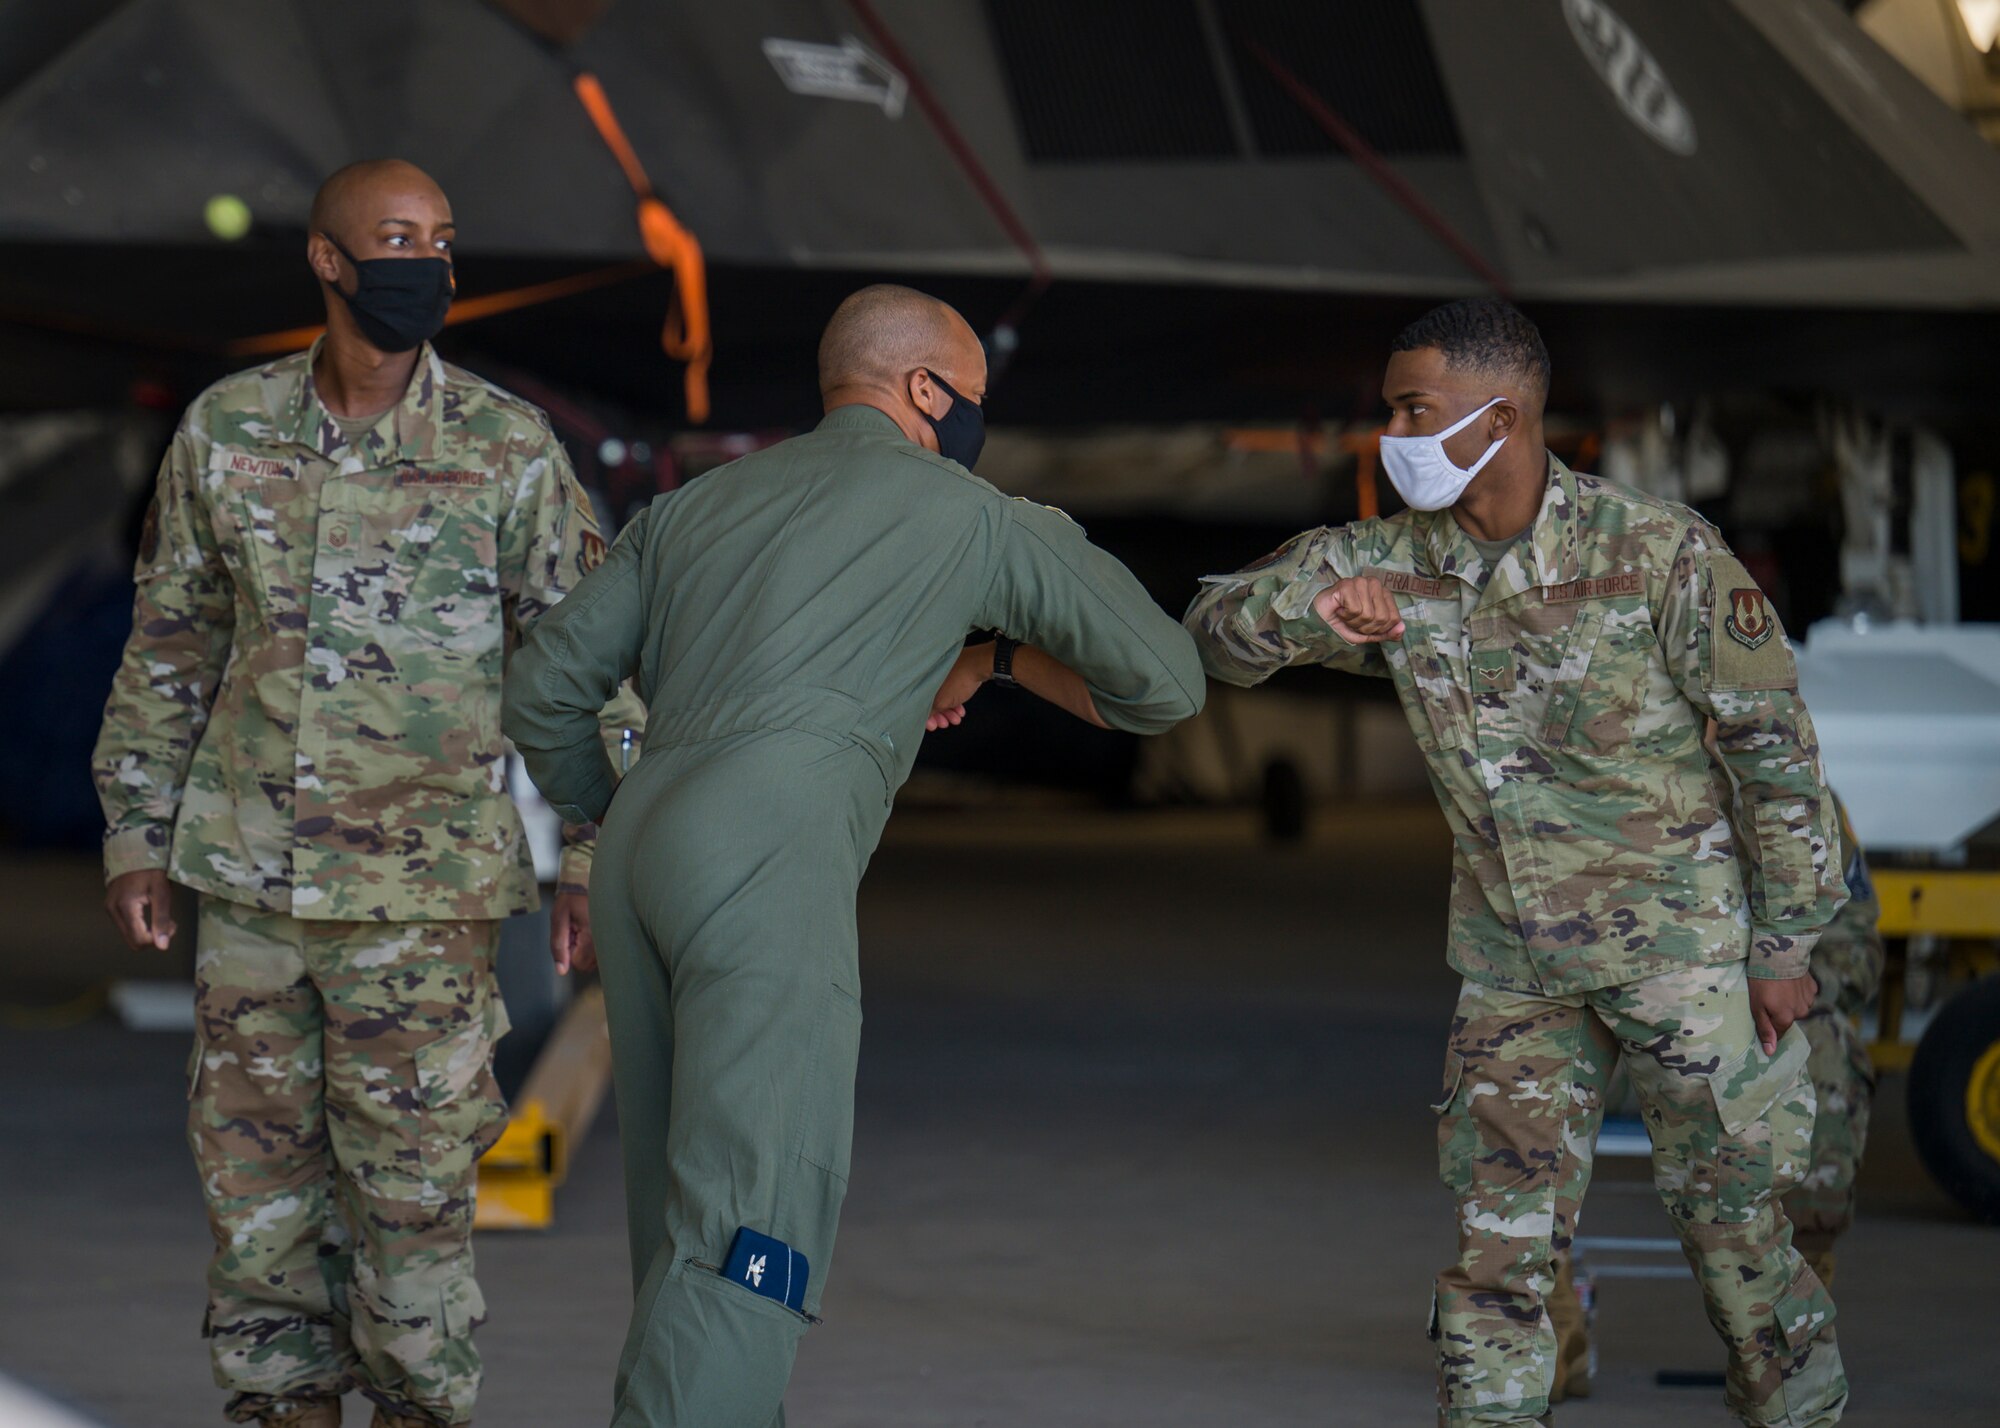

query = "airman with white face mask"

[{"left": 1186, "top": 298, "right": 1851, "bottom": 1428}]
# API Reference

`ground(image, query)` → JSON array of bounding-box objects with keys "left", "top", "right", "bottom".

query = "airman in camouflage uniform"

[
  {"left": 93, "top": 161, "right": 639, "bottom": 1427},
  {"left": 1185, "top": 300, "right": 1849, "bottom": 1426}
]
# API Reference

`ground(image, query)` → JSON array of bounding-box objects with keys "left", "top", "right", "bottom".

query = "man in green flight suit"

[
  {"left": 1185, "top": 299, "right": 1849, "bottom": 1427},
  {"left": 504, "top": 284, "right": 1204, "bottom": 1427},
  {"left": 93, "top": 160, "right": 641, "bottom": 1428}
]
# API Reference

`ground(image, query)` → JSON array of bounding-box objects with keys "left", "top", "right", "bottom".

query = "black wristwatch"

[{"left": 990, "top": 634, "right": 1021, "bottom": 690}]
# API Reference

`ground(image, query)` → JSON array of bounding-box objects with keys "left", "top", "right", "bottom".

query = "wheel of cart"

[
  {"left": 1908, "top": 975, "right": 2000, "bottom": 1222},
  {"left": 1867, "top": 870, "right": 2000, "bottom": 1224}
]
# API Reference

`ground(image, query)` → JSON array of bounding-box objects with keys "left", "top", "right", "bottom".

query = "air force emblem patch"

[
  {"left": 1703, "top": 552, "right": 1796, "bottom": 692},
  {"left": 722, "top": 1226, "right": 810, "bottom": 1314},
  {"left": 1725, "top": 587, "right": 1774, "bottom": 650}
]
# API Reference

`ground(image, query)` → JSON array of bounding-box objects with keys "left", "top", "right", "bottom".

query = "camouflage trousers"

[
  {"left": 1784, "top": 1006, "right": 1875, "bottom": 1254},
  {"left": 1430, "top": 961, "right": 1846, "bottom": 1426},
  {"left": 189, "top": 897, "right": 508, "bottom": 1425}
]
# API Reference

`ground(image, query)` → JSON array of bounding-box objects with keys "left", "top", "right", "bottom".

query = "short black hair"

[{"left": 1391, "top": 298, "right": 1550, "bottom": 399}]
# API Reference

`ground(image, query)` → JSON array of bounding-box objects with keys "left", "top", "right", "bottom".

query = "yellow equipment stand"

[
  {"left": 1868, "top": 868, "right": 2000, "bottom": 1074},
  {"left": 475, "top": 984, "right": 615, "bottom": 1230}
]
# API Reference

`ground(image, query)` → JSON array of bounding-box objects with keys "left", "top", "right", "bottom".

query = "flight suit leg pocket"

[
  {"left": 785, "top": 984, "right": 862, "bottom": 1317},
  {"left": 798, "top": 984, "right": 862, "bottom": 1184},
  {"left": 1705, "top": 1025, "right": 1815, "bottom": 1222}
]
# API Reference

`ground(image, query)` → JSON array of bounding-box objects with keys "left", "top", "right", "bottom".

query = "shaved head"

[
  {"left": 309, "top": 158, "right": 449, "bottom": 244},
  {"left": 818, "top": 284, "right": 976, "bottom": 397}
]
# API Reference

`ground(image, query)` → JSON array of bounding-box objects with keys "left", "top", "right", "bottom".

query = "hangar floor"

[{"left": 3, "top": 803, "right": 1993, "bottom": 1426}]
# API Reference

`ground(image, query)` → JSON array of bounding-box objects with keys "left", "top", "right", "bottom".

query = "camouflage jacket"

[
  {"left": 93, "top": 340, "right": 644, "bottom": 922},
  {"left": 1186, "top": 456, "right": 1846, "bottom": 995}
]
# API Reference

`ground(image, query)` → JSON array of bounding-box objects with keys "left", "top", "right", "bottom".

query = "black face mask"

[
  {"left": 921, "top": 370, "right": 986, "bottom": 471},
  {"left": 323, "top": 233, "right": 454, "bottom": 353}
]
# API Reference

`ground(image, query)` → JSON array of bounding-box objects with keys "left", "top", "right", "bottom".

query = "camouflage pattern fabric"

[
  {"left": 1785, "top": 822, "right": 1883, "bottom": 1254},
  {"left": 1185, "top": 457, "right": 1848, "bottom": 994},
  {"left": 191, "top": 896, "right": 506, "bottom": 1425},
  {"left": 1434, "top": 963, "right": 1844, "bottom": 1427},
  {"left": 93, "top": 337, "right": 645, "bottom": 921},
  {"left": 1547, "top": 822, "right": 1881, "bottom": 1383}
]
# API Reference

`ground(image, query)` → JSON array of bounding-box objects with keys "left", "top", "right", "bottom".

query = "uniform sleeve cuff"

[
  {"left": 556, "top": 843, "right": 594, "bottom": 894},
  {"left": 103, "top": 826, "right": 171, "bottom": 884},
  {"left": 1748, "top": 930, "right": 1818, "bottom": 980}
]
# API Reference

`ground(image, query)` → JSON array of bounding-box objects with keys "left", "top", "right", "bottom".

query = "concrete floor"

[{"left": 2, "top": 803, "right": 1994, "bottom": 1426}]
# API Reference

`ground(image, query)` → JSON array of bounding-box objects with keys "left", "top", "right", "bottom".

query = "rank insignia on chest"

[{"left": 1725, "top": 587, "right": 1774, "bottom": 649}]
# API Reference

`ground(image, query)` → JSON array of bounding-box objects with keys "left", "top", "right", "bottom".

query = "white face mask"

[{"left": 1378, "top": 396, "right": 1508, "bottom": 511}]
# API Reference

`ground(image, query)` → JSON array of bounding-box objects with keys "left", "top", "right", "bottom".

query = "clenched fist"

[{"left": 1312, "top": 576, "right": 1406, "bottom": 644}]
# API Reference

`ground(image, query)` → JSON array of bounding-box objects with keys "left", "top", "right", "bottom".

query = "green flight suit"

[
  {"left": 1186, "top": 458, "right": 1850, "bottom": 1427},
  {"left": 504, "top": 404, "right": 1204, "bottom": 1427}
]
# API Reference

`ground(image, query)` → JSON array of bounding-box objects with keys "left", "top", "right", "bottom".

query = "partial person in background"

[
  {"left": 1186, "top": 299, "right": 1849, "bottom": 1428},
  {"left": 1545, "top": 791, "right": 1882, "bottom": 1403},
  {"left": 505, "top": 284, "right": 1204, "bottom": 1427},
  {"left": 92, "top": 159, "right": 642, "bottom": 1428}
]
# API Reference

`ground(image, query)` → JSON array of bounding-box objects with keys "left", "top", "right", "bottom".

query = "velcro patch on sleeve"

[{"left": 1704, "top": 553, "right": 1796, "bottom": 692}]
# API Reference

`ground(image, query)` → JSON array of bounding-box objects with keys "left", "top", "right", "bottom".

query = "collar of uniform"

[
  {"left": 816, "top": 403, "right": 907, "bottom": 438},
  {"left": 1419, "top": 452, "right": 1581, "bottom": 604},
  {"left": 277, "top": 336, "right": 449, "bottom": 469}
]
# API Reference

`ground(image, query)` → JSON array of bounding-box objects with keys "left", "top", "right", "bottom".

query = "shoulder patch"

[{"left": 1703, "top": 553, "right": 1796, "bottom": 692}]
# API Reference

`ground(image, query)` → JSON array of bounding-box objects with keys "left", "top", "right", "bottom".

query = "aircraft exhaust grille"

[
  {"left": 1223, "top": 0, "right": 1464, "bottom": 159},
  {"left": 985, "top": 0, "right": 1463, "bottom": 165},
  {"left": 985, "top": 0, "right": 1239, "bottom": 163}
]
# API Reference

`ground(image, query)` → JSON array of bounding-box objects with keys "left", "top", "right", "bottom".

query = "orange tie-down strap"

[{"left": 573, "top": 71, "right": 711, "bottom": 423}]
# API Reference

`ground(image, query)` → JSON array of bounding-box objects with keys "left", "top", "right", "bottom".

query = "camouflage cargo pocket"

[
  {"left": 1704, "top": 1024, "right": 1815, "bottom": 1222},
  {"left": 1432, "top": 1048, "right": 1474, "bottom": 1196},
  {"left": 413, "top": 1001, "right": 509, "bottom": 1188},
  {"left": 369, "top": 489, "right": 503, "bottom": 661},
  {"left": 1556, "top": 603, "right": 1659, "bottom": 757},
  {"left": 1769, "top": 1259, "right": 1837, "bottom": 1354}
]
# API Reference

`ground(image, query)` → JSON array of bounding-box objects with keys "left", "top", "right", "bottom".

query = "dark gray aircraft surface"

[{"left": 0, "top": 0, "right": 1997, "bottom": 434}]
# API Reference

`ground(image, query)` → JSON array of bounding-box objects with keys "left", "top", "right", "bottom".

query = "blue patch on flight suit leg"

[{"left": 723, "top": 1227, "right": 810, "bottom": 1314}]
